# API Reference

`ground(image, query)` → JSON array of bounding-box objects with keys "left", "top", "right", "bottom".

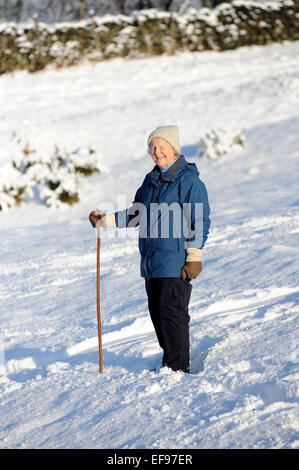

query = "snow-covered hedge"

[
  {"left": 0, "top": 140, "right": 100, "bottom": 210},
  {"left": 0, "top": 0, "right": 298, "bottom": 74}
]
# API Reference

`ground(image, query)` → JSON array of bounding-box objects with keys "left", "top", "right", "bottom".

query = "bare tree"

[
  {"left": 79, "top": 0, "right": 86, "bottom": 19},
  {"left": 15, "top": 0, "right": 24, "bottom": 22},
  {"left": 0, "top": 0, "right": 12, "bottom": 21},
  {"left": 117, "top": 0, "right": 126, "bottom": 14}
]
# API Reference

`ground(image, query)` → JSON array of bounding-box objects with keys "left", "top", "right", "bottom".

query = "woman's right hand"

[{"left": 89, "top": 209, "right": 105, "bottom": 228}]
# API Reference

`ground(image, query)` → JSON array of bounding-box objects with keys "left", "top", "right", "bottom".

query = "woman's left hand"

[{"left": 181, "top": 261, "right": 202, "bottom": 280}]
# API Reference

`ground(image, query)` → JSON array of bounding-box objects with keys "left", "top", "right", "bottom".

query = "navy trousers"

[{"left": 145, "top": 278, "right": 192, "bottom": 373}]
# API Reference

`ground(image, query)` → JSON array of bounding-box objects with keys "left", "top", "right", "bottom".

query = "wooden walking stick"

[{"left": 96, "top": 223, "right": 103, "bottom": 374}]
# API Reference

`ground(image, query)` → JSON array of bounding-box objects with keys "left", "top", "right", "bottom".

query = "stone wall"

[{"left": 0, "top": 0, "right": 298, "bottom": 75}]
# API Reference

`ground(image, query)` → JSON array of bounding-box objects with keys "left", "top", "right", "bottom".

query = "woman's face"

[{"left": 150, "top": 137, "right": 177, "bottom": 169}]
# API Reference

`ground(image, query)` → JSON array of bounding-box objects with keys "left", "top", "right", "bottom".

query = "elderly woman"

[{"left": 89, "top": 125, "right": 211, "bottom": 373}]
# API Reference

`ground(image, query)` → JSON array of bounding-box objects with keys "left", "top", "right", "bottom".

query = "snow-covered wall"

[{"left": 0, "top": 0, "right": 298, "bottom": 75}]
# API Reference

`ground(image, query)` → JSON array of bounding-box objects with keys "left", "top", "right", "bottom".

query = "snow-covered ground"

[{"left": 0, "top": 39, "right": 298, "bottom": 449}]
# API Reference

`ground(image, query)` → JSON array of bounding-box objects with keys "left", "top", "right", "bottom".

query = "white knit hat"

[{"left": 147, "top": 125, "right": 181, "bottom": 155}]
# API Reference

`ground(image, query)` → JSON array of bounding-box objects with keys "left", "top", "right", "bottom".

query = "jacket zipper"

[{"left": 145, "top": 180, "right": 162, "bottom": 277}]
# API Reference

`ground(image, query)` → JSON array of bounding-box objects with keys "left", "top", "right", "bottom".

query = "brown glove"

[
  {"left": 181, "top": 261, "right": 202, "bottom": 280},
  {"left": 89, "top": 210, "right": 105, "bottom": 228}
]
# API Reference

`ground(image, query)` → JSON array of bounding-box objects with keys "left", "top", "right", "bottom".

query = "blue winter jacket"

[{"left": 114, "top": 155, "right": 211, "bottom": 278}]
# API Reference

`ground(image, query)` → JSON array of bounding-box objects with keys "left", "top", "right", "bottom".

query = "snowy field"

[{"left": 0, "top": 39, "right": 299, "bottom": 449}]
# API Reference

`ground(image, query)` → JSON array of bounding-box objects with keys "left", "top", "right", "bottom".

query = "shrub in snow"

[
  {"left": 37, "top": 166, "right": 81, "bottom": 208},
  {"left": 197, "top": 127, "right": 245, "bottom": 159},
  {"left": 0, "top": 167, "right": 33, "bottom": 211},
  {"left": 2, "top": 141, "right": 101, "bottom": 209}
]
